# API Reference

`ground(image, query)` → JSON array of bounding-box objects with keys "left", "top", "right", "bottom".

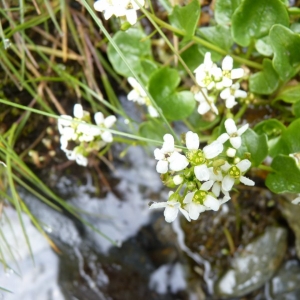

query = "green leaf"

[
  {"left": 231, "top": 0, "right": 289, "bottom": 47},
  {"left": 292, "top": 100, "right": 300, "bottom": 118},
  {"left": 249, "top": 59, "right": 279, "bottom": 95},
  {"left": 269, "top": 25, "right": 300, "bottom": 80},
  {"left": 275, "top": 84, "right": 300, "bottom": 103},
  {"left": 139, "top": 120, "right": 168, "bottom": 141},
  {"left": 180, "top": 44, "right": 204, "bottom": 72},
  {"left": 270, "top": 118, "right": 300, "bottom": 157},
  {"left": 140, "top": 59, "right": 158, "bottom": 83},
  {"left": 255, "top": 36, "right": 273, "bottom": 56},
  {"left": 214, "top": 0, "right": 241, "bottom": 25},
  {"left": 236, "top": 129, "right": 268, "bottom": 167},
  {"left": 149, "top": 67, "right": 195, "bottom": 120},
  {"left": 254, "top": 119, "right": 286, "bottom": 138},
  {"left": 266, "top": 155, "right": 300, "bottom": 193},
  {"left": 169, "top": 0, "right": 200, "bottom": 42},
  {"left": 107, "top": 28, "right": 152, "bottom": 77},
  {"left": 199, "top": 25, "right": 234, "bottom": 53}
]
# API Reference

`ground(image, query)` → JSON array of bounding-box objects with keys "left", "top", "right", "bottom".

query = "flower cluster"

[
  {"left": 150, "top": 118, "right": 254, "bottom": 223},
  {"left": 58, "top": 104, "right": 116, "bottom": 166},
  {"left": 94, "top": 0, "right": 145, "bottom": 25},
  {"left": 193, "top": 52, "right": 247, "bottom": 115},
  {"left": 127, "top": 77, "right": 159, "bottom": 117}
]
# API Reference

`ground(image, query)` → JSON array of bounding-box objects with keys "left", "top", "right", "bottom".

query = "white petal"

[
  {"left": 234, "top": 90, "right": 247, "bottom": 98},
  {"left": 58, "top": 115, "right": 72, "bottom": 132},
  {"left": 231, "top": 68, "right": 244, "bottom": 79},
  {"left": 156, "top": 160, "right": 168, "bottom": 174},
  {"left": 198, "top": 102, "right": 210, "bottom": 115},
  {"left": 149, "top": 202, "right": 168, "bottom": 209},
  {"left": 93, "top": 0, "right": 107, "bottom": 12},
  {"left": 128, "top": 76, "right": 138, "bottom": 88},
  {"left": 220, "top": 88, "right": 231, "bottom": 100},
  {"left": 168, "top": 152, "right": 189, "bottom": 172},
  {"left": 179, "top": 207, "right": 191, "bottom": 222},
  {"left": 221, "top": 162, "right": 231, "bottom": 172},
  {"left": 76, "top": 154, "right": 88, "bottom": 167},
  {"left": 74, "top": 104, "right": 83, "bottom": 119},
  {"left": 194, "top": 164, "right": 210, "bottom": 181},
  {"left": 222, "top": 56, "right": 233, "bottom": 71},
  {"left": 203, "top": 52, "right": 213, "bottom": 69},
  {"left": 186, "top": 131, "right": 199, "bottom": 150},
  {"left": 226, "top": 147, "right": 236, "bottom": 158},
  {"left": 222, "top": 175, "right": 234, "bottom": 191},
  {"left": 127, "top": 89, "right": 140, "bottom": 102},
  {"left": 164, "top": 205, "right": 179, "bottom": 223},
  {"left": 126, "top": 9, "right": 137, "bottom": 25},
  {"left": 183, "top": 192, "right": 195, "bottom": 204},
  {"left": 201, "top": 180, "right": 214, "bottom": 191},
  {"left": 101, "top": 131, "right": 113, "bottom": 143},
  {"left": 225, "top": 96, "right": 237, "bottom": 109},
  {"left": 211, "top": 67, "right": 222, "bottom": 80},
  {"left": 94, "top": 112, "right": 104, "bottom": 125},
  {"left": 154, "top": 148, "right": 164, "bottom": 160},
  {"left": 194, "top": 91, "right": 205, "bottom": 102},
  {"left": 220, "top": 196, "right": 231, "bottom": 205},
  {"left": 162, "top": 134, "right": 174, "bottom": 153},
  {"left": 203, "top": 141, "right": 223, "bottom": 159},
  {"left": 230, "top": 136, "right": 241, "bottom": 149},
  {"left": 217, "top": 133, "right": 229, "bottom": 144},
  {"left": 237, "top": 123, "right": 249, "bottom": 136},
  {"left": 185, "top": 202, "right": 200, "bottom": 220},
  {"left": 225, "top": 118, "right": 237, "bottom": 135},
  {"left": 212, "top": 182, "right": 221, "bottom": 197},
  {"left": 222, "top": 77, "right": 233, "bottom": 87},
  {"left": 240, "top": 176, "right": 255, "bottom": 186},
  {"left": 236, "top": 159, "right": 251, "bottom": 172},
  {"left": 292, "top": 196, "right": 300, "bottom": 205},
  {"left": 103, "top": 9, "right": 114, "bottom": 20},
  {"left": 204, "top": 195, "right": 220, "bottom": 211},
  {"left": 104, "top": 115, "right": 117, "bottom": 128},
  {"left": 148, "top": 106, "right": 159, "bottom": 117}
]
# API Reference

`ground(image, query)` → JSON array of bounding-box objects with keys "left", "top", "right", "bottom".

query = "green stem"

[
  {"left": 149, "top": 13, "right": 263, "bottom": 70},
  {"left": 234, "top": 103, "right": 247, "bottom": 121},
  {"left": 258, "top": 164, "right": 273, "bottom": 172}
]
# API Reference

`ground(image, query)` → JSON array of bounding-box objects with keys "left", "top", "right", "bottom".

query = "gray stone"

[
  {"left": 279, "top": 196, "right": 300, "bottom": 259},
  {"left": 215, "top": 226, "right": 287, "bottom": 298},
  {"left": 268, "top": 260, "right": 300, "bottom": 300}
]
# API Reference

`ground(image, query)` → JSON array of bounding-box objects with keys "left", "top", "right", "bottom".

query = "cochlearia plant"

[
  {"left": 55, "top": 0, "right": 300, "bottom": 223},
  {"left": 3, "top": 0, "right": 300, "bottom": 228}
]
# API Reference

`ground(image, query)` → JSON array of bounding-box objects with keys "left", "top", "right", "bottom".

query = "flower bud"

[
  {"left": 187, "top": 181, "right": 197, "bottom": 191},
  {"left": 226, "top": 147, "right": 236, "bottom": 158},
  {"left": 161, "top": 173, "right": 176, "bottom": 188},
  {"left": 121, "top": 21, "right": 131, "bottom": 31},
  {"left": 169, "top": 193, "right": 181, "bottom": 202},
  {"left": 173, "top": 175, "right": 184, "bottom": 185},
  {"left": 184, "top": 167, "right": 194, "bottom": 179}
]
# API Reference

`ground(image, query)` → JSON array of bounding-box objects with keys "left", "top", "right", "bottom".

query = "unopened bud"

[
  {"left": 187, "top": 181, "right": 196, "bottom": 191},
  {"left": 173, "top": 175, "right": 184, "bottom": 185},
  {"left": 184, "top": 167, "right": 194, "bottom": 179},
  {"left": 169, "top": 193, "right": 181, "bottom": 202},
  {"left": 226, "top": 147, "right": 236, "bottom": 158},
  {"left": 234, "top": 157, "right": 241, "bottom": 164},
  {"left": 121, "top": 21, "right": 131, "bottom": 31}
]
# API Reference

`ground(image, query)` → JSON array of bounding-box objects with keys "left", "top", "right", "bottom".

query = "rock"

[
  {"left": 268, "top": 260, "right": 300, "bottom": 300},
  {"left": 215, "top": 226, "right": 287, "bottom": 298},
  {"left": 279, "top": 196, "right": 300, "bottom": 259}
]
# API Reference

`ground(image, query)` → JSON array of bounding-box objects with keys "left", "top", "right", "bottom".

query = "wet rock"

[
  {"left": 268, "top": 260, "right": 300, "bottom": 300},
  {"left": 279, "top": 196, "right": 300, "bottom": 259},
  {"left": 215, "top": 226, "right": 287, "bottom": 298}
]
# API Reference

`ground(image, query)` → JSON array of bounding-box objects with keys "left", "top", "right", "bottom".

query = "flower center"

[
  {"left": 193, "top": 190, "right": 207, "bottom": 204},
  {"left": 223, "top": 70, "right": 231, "bottom": 78},
  {"left": 229, "top": 166, "right": 241, "bottom": 179},
  {"left": 187, "top": 150, "right": 206, "bottom": 166}
]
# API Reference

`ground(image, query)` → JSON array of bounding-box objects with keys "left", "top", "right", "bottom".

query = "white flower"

[
  {"left": 207, "top": 167, "right": 230, "bottom": 198},
  {"left": 94, "top": 112, "right": 117, "bottom": 143},
  {"left": 194, "top": 52, "right": 222, "bottom": 90},
  {"left": 193, "top": 141, "right": 224, "bottom": 181},
  {"left": 183, "top": 181, "right": 221, "bottom": 220},
  {"left": 221, "top": 56, "right": 244, "bottom": 87},
  {"left": 94, "top": 0, "right": 145, "bottom": 25},
  {"left": 194, "top": 89, "right": 218, "bottom": 115},
  {"left": 221, "top": 159, "right": 255, "bottom": 191},
  {"left": 173, "top": 175, "right": 184, "bottom": 185},
  {"left": 154, "top": 134, "right": 188, "bottom": 174},
  {"left": 127, "top": 77, "right": 147, "bottom": 105},
  {"left": 149, "top": 192, "right": 190, "bottom": 223},
  {"left": 65, "top": 149, "right": 88, "bottom": 167},
  {"left": 220, "top": 83, "right": 247, "bottom": 109},
  {"left": 217, "top": 118, "right": 249, "bottom": 149}
]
